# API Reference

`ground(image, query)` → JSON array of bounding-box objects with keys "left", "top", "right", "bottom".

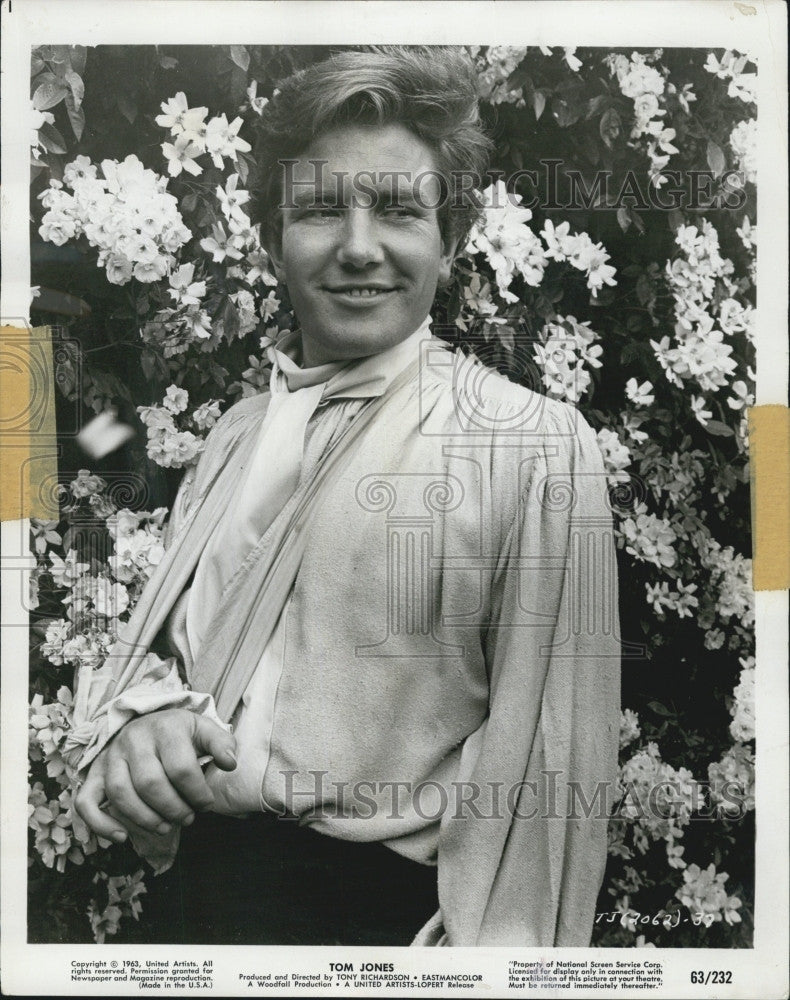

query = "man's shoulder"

[{"left": 421, "top": 344, "right": 585, "bottom": 436}]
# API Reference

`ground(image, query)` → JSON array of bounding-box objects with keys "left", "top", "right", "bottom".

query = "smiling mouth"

[{"left": 325, "top": 286, "right": 398, "bottom": 298}]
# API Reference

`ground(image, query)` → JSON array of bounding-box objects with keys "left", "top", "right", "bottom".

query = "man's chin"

[{"left": 301, "top": 326, "right": 414, "bottom": 364}]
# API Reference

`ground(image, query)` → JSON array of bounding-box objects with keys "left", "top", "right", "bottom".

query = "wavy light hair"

[{"left": 250, "top": 46, "right": 492, "bottom": 252}]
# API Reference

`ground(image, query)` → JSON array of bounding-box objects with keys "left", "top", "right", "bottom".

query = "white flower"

[
  {"left": 217, "top": 173, "right": 251, "bottom": 224},
  {"left": 625, "top": 378, "right": 655, "bottom": 407},
  {"left": 690, "top": 395, "right": 712, "bottom": 427},
  {"left": 191, "top": 400, "right": 222, "bottom": 431},
  {"left": 155, "top": 92, "right": 208, "bottom": 137},
  {"left": 203, "top": 114, "right": 251, "bottom": 168},
  {"left": 726, "top": 380, "right": 753, "bottom": 412},
  {"left": 676, "top": 863, "right": 742, "bottom": 926},
  {"left": 619, "top": 708, "right": 641, "bottom": 750},
  {"left": 729, "top": 119, "right": 757, "bottom": 184},
  {"left": 200, "top": 221, "right": 245, "bottom": 263},
  {"left": 168, "top": 263, "right": 206, "bottom": 307},
  {"left": 532, "top": 316, "right": 602, "bottom": 405},
  {"left": 597, "top": 428, "right": 632, "bottom": 483},
  {"left": 105, "top": 254, "right": 134, "bottom": 285},
  {"left": 729, "top": 658, "right": 755, "bottom": 742},
  {"left": 63, "top": 155, "right": 97, "bottom": 187},
  {"left": 645, "top": 580, "right": 699, "bottom": 618},
  {"left": 619, "top": 504, "right": 677, "bottom": 569},
  {"left": 467, "top": 182, "right": 546, "bottom": 300},
  {"left": 161, "top": 133, "right": 204, "bottom": 177},
  {"left": 163, "top": 384, "right": 189, "bottom": 414},
  {"left": 709, "top": 743, "right": 755, "bottom": 817},
  {"left": 245, "top": 80, "right": 269, "bottom": 116}
]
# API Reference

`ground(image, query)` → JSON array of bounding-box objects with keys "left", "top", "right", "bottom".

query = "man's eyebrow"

[{"left": 290, "top": 187, "right": 342, "bottom": 206}]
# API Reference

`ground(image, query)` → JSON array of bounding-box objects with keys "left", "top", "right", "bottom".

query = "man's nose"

[{"left": 336, "top": 209, "right": 385, "bottom": 269}]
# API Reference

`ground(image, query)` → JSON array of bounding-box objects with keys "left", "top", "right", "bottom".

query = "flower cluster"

[
  {"left": 645, "top": 579, "right": 699, "bottom": 619},
  {"left": 137, "top": 385, "right": 211, "bottom": 469},
  {"left": 708, "top": 742, "right": 755, "bottom": 818},
  {"left": 728, "top": 656, "right": 755, "bottom": 743},
  {"left": 729, "top": 119, "right": 757, "bottom": 185},
  {"left": 106, "top": 507, "right": 168, "bottom": 585},
  {"left": 38, "top": 155, "right": 190, "bottom": 284},
  {"left": 596, "top": 427, "right": 633, "bottom": 484},
  {"left": 158, "top": 92, "right": 251, "bottom": 176},
  {"left": 617, "top": 741, "right": 697, "bottom": 855},
  {"left": 465, "top": 183, "right": 546, "bottom": 300},
  {"left": 464, "top": 183, "right": 617, "bottom": 304},
  {"left": 653, "top": 220, "right": 741, "bottom": 412},
  {"left": 675, "top": 863, "right": 743, "bottom": 925},
  {"left": 697, "top": 537, "right": 755, "bottom": 632},
  {"left": 28, "top": 782, "right": 100, "bottom": 873},
  {"left": 605, "top": 50, "right": 684, "bottom": 186},
  {"left": 619, "top": 708, "right": 642, "bottom": 750},
  {"left": 468, "top": 46, "right": 528, "bottom": 106},
  {"left": 533, "top": 315, "right": 603, "bottom": 404},
  {"left": 704, "top": 50, "right": 757, "bottom": 105},
  {"left": 540, "top": 219, "right": 617, "bottom": 297},
  {"left": 88, "top": 870, "right": 147, "bottom": 944},
  {"left": 618, "top": 504, "right": 678, "bottom": 570}
]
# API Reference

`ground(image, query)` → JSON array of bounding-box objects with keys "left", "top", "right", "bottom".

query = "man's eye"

[
  {"left": 381, "top": 205, "right": 416, "bottom": 219},
  {"left": 302, "top": 206, "right": 342, "bottom": 219}
]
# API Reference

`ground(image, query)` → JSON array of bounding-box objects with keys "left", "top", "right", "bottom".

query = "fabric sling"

[{"left": 78, "top": 354, "right": 422, "bottom": 731}]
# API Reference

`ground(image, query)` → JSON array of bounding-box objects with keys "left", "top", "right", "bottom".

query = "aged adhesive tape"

[
  {"left": 749, "top": 405, "right": 790, "bottom": 591},
  {"left": 0, "top": 325, "right": 59, "bottom": 522}
]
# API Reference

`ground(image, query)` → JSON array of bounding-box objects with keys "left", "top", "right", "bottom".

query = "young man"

[{"left": 73, "top": 47, "right": 620, "bottom": 947}]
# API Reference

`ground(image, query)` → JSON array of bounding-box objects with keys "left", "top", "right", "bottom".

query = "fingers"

[
  {"left": 192, "top": 715, "right": 238, "bottom": 772},
  {"left": 76, "top": 710, "right": 236, "bottom": 841},
  {"left": 73, "top": 755, "right": 129, "bottom": 843},
  {"left": 104, "top": 755, "right": 184, "bottom": 834}
]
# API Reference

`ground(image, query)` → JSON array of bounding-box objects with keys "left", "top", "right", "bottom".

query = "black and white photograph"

[{"left": 1, "top": 1, "right": 787, "bottom": 996}]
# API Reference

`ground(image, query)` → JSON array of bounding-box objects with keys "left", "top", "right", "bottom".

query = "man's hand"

[{"left": 74, "top": 709, "right": 237, "bottom": 842}]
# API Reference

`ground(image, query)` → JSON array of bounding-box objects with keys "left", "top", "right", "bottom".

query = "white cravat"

[{"left": 186, "top": 316, "right": 433, "bottom": 662}]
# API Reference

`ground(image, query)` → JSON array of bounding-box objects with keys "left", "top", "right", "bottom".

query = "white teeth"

[{"left": 337, "top": 288, "right": 391, "bottom": 297}]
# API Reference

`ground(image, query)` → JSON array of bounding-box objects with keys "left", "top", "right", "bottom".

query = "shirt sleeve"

[
  {"left": 425, "top": 401, "right": 621, "bottom": 946},
  {"left": 69, "top": 465, "right": 230, "bottom": 775}
]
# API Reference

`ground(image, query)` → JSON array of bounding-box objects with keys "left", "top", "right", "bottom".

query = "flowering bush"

[{"left": 29, "top": 44, "right": 755, "bottom": 945}]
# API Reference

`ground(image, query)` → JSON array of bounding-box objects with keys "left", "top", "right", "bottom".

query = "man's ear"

[
  {"left": 262, "top": 224, "right": 286, "bottom": 283},
  {"left": 437, "top": 236, "right": 460, "bottom": 288}
]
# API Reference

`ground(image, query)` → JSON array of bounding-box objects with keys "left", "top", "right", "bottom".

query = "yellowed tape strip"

[
  {"left": 749, "top": 405, "right": 790, "bottom": 591},
  {"left": 0, "top": 325, "right": 59, "bottom": 522}
]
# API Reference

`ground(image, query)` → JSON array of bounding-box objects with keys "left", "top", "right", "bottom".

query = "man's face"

[{"left": 268, "top": 123, "right": 456, "bottom": 366}]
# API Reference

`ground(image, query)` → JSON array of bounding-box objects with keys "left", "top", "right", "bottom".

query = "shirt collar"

[{"left": 265, "top": 314, "right": 433, "bottom": 400}]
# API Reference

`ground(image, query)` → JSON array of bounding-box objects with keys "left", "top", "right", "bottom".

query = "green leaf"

[
  {"left": 706, "top": 140, "right": 727, "bottom": 178},
  {"left": 38, "top": 122, "right": 68, "bottom": 154},
  {"left": 705, "top": 420, "right": 735, "bottom": 438},
  {"left": 159, "top": 54, "right": 179, "bottom": 70},
  {"left": 617, "top": 207, "right": 631, "bottom": 232},
  {"left": 49, "top": 45, "right": 71, "bottom": 65},
  {"left": 181, "top": 191, "right": 199, "bottom": 213},
  {"left": 69, "top": 45, "right": 87, "bottom": 75},
  {"left": 648, "top": 701, "right": 672, "bottom": 717},
  {"left": 551, "top": 95, "right": 581, "bottom": 128},
  {"left": 64, "top": 91, "right": 85, "bottom": 141},
  {"left": 599, "top": 108, "right": 621, "bottom": 149},
  {"left": 667, "top": 208, "right": 684, "bottom": 232},
  {"left": 32, "top": 80, "right": 69, "bottom": 111},
  {"left": 116, "top": 93, "right": 137, "bottom": 124},
  {"left": 585, "top": 94, "right": 609, "bottom": 119},
  {"left": 140, "top": 348, "right": 168, "bottom": 384},
  {"left": 229, "top": 45, "right": 250, "bottom": 72},
  {"left": 533, "top": 91, "right": 546, "bottom": 121},
  {"left": 64, "top": 70, "right": 84, "bottom": 109},
  {"left": 236, "top": 151, "right": 251, "bottom": 186}
]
